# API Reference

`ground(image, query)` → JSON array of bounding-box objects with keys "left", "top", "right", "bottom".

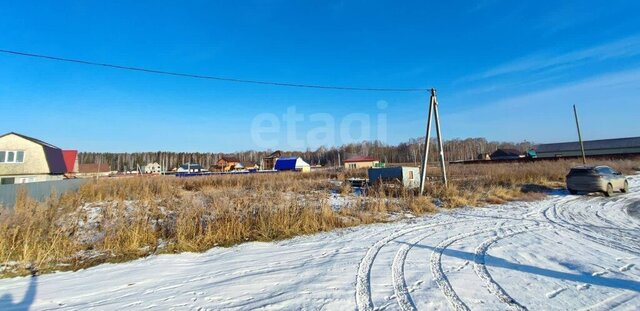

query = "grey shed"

[{"left": 368, "top": 166, "right": 420, "bottom": 189}]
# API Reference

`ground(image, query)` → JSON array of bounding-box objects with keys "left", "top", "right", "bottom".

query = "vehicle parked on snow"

[{"left": 566, "top": 165, "right": 629, "bottom": 197}]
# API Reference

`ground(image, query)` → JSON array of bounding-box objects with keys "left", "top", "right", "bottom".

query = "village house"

[
  {"left": 177, "top": 163, "right": 206, "bottom": 173},
  {"left": 143, "top": 162, "right": 162, "bottom": 174},
  {"left": 0, "top": 132, "right": 71, "bottom": 184},
  {"left": 261, "top": 150, "right": 282, "bottom": 170},
  {"left": 343, "top": 155, "right": 381, "bottom": 169},
  {"left": 215, "top": 156, "right": 241, "bottom": 172},
  {"left": 242, "top": 161, "right": 259, "bottom": 171}
]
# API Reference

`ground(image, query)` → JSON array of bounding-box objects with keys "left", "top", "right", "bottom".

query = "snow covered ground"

[{"left": 1, "top": 177, "right": 639, "bottom": 310}]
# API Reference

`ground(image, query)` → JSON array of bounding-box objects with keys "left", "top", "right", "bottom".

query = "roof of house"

[
  {"left": 219, "top": 156, "right": 240, "bottom": 163},
  {"left": 344, "top": 156, "right": 378, "bottom": 163},
  {"left": 62, "top": 150, "right": 78, "bottom": 173},
  {"left": 534, "top": 137, "right": 640, "bottom": 153},
  {"left": 0, "top": 132, "right": 61, "bottom": 149},
  {"left": 79, "top": 163, "right": 111, "bottom": 173},
  {"left": 264, "top": 150, "right": 282, "bottom": 159},
  {"left": 0, "top": 132, "right": 67, "bottom": 174}
]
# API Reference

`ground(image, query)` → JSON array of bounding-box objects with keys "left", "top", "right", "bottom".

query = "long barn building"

[{"left": 534, "top": 136, "right": 640, "bottom": 158}]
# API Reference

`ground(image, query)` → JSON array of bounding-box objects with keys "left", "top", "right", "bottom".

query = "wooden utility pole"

[
  {"left": 419, "top": 88, "right": 448, "bottom": 195},
  {"left": 573, "top": 104, "right": 587, "bottom": 165}
]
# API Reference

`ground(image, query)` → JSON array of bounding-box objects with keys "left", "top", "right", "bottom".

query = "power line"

[{"left": 0, "top": 49, "right": 429, "bottom": 92}]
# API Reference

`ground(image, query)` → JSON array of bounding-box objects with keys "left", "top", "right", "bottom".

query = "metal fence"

[{"left": 0, "top": 179, "right": 88, "bottom": 209}]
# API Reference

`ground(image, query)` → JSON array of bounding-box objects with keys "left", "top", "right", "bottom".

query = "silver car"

[{"left": 566, "top": 165, "right": 629, "bottom": 196}]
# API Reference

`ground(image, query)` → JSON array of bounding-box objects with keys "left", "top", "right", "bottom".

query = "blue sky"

[{"left": 1, "top": 1, "right": 639, "bottom": 152}]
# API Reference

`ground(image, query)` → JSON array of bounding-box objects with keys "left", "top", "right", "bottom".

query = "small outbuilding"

[
  {"left": 343, "top": 156, "right": 381, "bottom": 169},
  {"left": 368, "top": 166, "right": 420, "bottom": 189},
  {"left": 274, "top": 157, "right": 311, "bottom": 173}
]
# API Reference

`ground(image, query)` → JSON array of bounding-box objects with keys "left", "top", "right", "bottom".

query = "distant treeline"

[{"left": 78, "top": 137, "right": 533, "bottom": 172}]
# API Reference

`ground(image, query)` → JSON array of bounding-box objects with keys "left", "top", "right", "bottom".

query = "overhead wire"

[{"left": 0, "top": 49, "right": 429, "bottom": 92}]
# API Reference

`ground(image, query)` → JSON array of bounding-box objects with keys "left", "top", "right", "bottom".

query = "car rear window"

[{"left": 568, "top": 168, "right": 596, "bottom": 176}]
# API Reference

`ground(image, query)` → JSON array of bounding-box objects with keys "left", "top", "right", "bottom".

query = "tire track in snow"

[
  {"left": 541, "top": 203, "right": 640, "bottom": 256},
  {"left": 579, "top": 291, "right": 640, "bottom": 311},
  {"left": 429, "top": 223, "right": 538, "bottom": 311},
  {"left": 356, "top": 218, "right": 481, "bottom": 311},
  {"left": 391, "top": 230, "right": 433, "bottom": 311},
  {"left": 561, "top": 198, "right": 638, "bottom": 233},
  {"left": 356, "top": 221, "right": 441, "bottom": 311},
  {"left": 389, "top": 212, "right": 542, "bottom": 311},
  {"left": 472, "top": 225, "right": 552, "bottom": 311}
]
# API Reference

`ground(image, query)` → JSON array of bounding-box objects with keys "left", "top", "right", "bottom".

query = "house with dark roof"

[
  {"left": 489, "top": 149, "right": 524, "bottom": 160},
  {"left": 0, "top": 132, "right": 69, "bottom": 184},
  {"left": 534, "top": 137, "right": 640, "bottom": 158},
  {"left": 343, "top": 156, "right": 381, "bottom": 169}
]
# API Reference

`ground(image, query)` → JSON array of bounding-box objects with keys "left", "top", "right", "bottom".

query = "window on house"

[
  {"left": 408, "top": 171, "right": 414, "bottom": 180},
  {"left": 0, "top": 151, "right": 25, "bottom": 163}
]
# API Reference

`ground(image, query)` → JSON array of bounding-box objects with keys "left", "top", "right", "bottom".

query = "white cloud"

[{"left": 470, "top": 35, "right": 640, "bottom": 80}]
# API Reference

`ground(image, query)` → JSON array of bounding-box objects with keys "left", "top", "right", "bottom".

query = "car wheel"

[
  {"left": 604, "top": 183, "right": 613, "bottom": 197},
  {"left": 568, "top": 189, "right": 578, "bottom": 195},
  {"left": 621, "top": 180, "right": 629, "bottom": 193}
]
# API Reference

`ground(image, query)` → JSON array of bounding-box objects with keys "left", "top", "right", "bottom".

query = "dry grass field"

[{"left": 0, "top": 158, "right": 637, "bottom": 277}]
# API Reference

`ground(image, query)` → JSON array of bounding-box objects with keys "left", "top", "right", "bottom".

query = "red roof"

[
  {"left": 344, "top": 156, "right": 378, "bottom": 163},
  {"left": 62, "top": 150, "right": 78, "bottom": 173}
]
